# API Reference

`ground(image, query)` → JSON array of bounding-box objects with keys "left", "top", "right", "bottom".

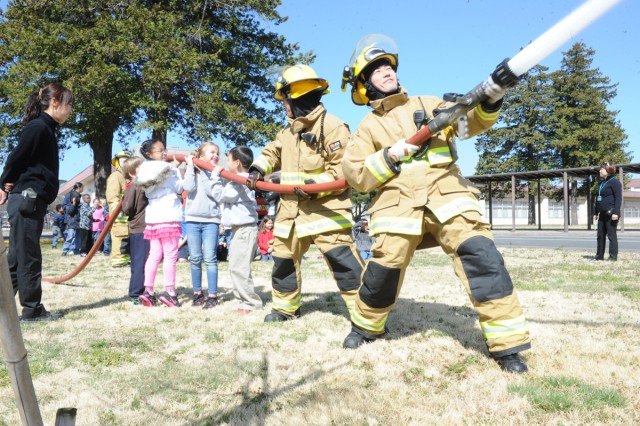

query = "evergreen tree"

[
  {"left": 550, "top": 42, "right": 629, "bottom": 224},
  {"left": 475, "top": 65, "right": 555, "bottom": 224},
  {"left": 0, "top": 0, "right": 307, "bottom": 196}
]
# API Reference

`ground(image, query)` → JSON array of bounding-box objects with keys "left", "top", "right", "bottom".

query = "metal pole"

[
  {"left": 537, "top": 178, "right": 542, "bottom": 230},
  {"left": 511, "top": 175, "right": 516, "bottom": 232},
  {"left": 619, "top": 166, "right": 625, "bottom": 232},
  {"left": 488, "top": 182, "right": 493, "bottom": 229},
  {"left": 563, "top": 172, "right": 569, "bottom": 232}
]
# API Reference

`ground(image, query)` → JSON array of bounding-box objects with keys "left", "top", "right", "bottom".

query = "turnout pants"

[
  {"left": 270, "top": 226, "right": 364, "bottom": 318},
  {"left": 350, "top": 210, "right": 530, "bottom": 357},
  {"left": 110, "top": 222, "right": 130, "bottom": 267}
]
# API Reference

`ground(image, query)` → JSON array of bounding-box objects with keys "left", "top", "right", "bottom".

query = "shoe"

[
  {"left": 80, "top": 253, "right": 87, "bottom": 257},
  {"left": 138, "top": 291, "right": 157, "bottom": 307},
  {"left": 608, "top": 257, "right": 617, "bottom": 261},
  {"left": 496, "top": 353, "right": 528, "bottom": 373},
  {"left": 591, "top": 257, "right": 604, "bottom": 261},
  {"left": 129, "top": 297, "right": 142, "bottom": 306},
  {"left": 20, "top": 307, "right": 63, "bottom": 322},
  {"left": 203, "top": 297, "right": 219, "bottom": 310},
  {"left": 235, "top": 308, "right": 252, "bottom": 315},
  {"left": 159, "top": 292, "right": 181, "bottom": 307},
  {"left": 111, "top": 262, "right": 130, "bottom": 268},
  {"left": 342, "top": 331, "right": 375, "bottom": 349},
  {"left": 192, "top": 293, "right": 206, "bottom": 307},
  {"left": 264, "top": 309, "right": 300, "bottom": 322},
  {"left": 61, "top": 252, "right": 68, "bottom": 256}
]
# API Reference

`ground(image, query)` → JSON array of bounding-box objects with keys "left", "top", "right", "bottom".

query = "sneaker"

[
  {"left": 138, "top": 291, "right": 157, "bottom": 307},
  {"left": 495, "top": 353, "right": 528, "bottom": 373},
  {"left": 61, "top": 251, "right": 68, "bottom": 256},
  {"left": 264, "top": 309, "right": 300, "bottom": 322},
  {"left": 192, "top": 293, "right": 206, "bottom": 307},
  {"left": 235, "top": 308, "right": 252, "bottom": 315},
  {"left": 203, "top": 297, "right": 219, "bottom": 310},
  {"left": 343, "top": 330, "right": 375, "bottom": 349},
  {"left": 159, "top": 292, "right": 181, "bottom": 307},
  {"left": 20, "top": 307, "right": 63, "bottom": 322},
  {"left": 129, "top": 297, "right": 142, "bottom": 306}
]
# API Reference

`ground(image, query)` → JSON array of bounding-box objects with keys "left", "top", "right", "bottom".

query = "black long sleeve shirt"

[{"left": 0, "top": 113, "right": 60, "bottom": 204}]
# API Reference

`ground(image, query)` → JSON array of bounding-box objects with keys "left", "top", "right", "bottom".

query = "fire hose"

[{"left": 41, "top": 0, "right": 620, "bottom": 285}]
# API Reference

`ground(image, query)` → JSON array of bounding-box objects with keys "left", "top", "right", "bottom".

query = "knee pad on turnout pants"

[
  {"left": 456, "top": 235, "right": 513, "bottom": 302},
  {"left": 323, "top": 245, "right": 363, "bottom": 292},
  {"left": 359, "top": 261, "right": 401, "bottom": 309},
  {"left": 272, "top": 256, "right": 297, "bottom": 293}
]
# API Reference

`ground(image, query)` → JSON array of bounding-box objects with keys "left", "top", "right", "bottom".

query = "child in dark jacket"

[{"left": 121, "top": 157, "right": 150, "bottom": 304}]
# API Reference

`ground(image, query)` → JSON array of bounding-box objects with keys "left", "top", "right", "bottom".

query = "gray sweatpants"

[{"left": 229, "top": 223, "right": 263, "bottom": 310}]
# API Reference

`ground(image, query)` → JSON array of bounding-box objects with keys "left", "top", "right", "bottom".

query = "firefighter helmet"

[
  {"left": 341, "top": 34, "right": 398, "bottom": 105},
  {"left": 112, "top": 149, "right": 132, "bottom": 168},
  {"left": 273, "top": 64, "right": 329, "bottom": 101}
]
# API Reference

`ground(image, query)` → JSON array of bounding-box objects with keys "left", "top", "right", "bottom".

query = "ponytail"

[{"left": 24, "top": 83, "right": 74, "bottom": 123}]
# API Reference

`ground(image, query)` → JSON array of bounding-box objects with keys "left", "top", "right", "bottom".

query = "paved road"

[{"left": 492, "top": 229, "right": 640, "bottom": 252}]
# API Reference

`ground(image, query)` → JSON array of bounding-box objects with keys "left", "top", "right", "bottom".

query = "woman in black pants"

[
  {"left": 593, "top": 162, "right": 623, "bottom": 261},
  {"left": 0, "top": 83, "right": 74, "bottom": 321}
]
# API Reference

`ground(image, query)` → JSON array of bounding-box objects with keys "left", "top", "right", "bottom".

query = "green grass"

[{"left": 509, "top": 375, "right": 626, "bottom": 414}]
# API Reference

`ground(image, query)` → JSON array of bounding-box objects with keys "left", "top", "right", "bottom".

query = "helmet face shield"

[{"left": 343, "top": 34, "right": 398, "bottom": 105}]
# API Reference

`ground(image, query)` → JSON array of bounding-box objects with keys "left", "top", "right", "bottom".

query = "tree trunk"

[
  {"left": 90, "top": 129, "right": 114, "bottom": 199},
  {"left": 528, "top": 190, "right": 537, "bottom": 226}
]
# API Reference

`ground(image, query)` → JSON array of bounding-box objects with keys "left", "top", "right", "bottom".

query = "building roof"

[{"left": 466, "top": 163, "right": 640, "bottom": 184}]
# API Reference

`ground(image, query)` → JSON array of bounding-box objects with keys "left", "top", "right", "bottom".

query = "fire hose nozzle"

[{"left": 491, "top": 58, "right": 520, "bottom": 88}]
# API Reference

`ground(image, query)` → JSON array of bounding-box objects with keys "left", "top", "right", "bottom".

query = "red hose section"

[
  {"left": 43, "top": 200, "right": 123, "bottom": 284},
  {"left": 167, "top": 154, "right": 348, "bottom": 195},
  {"left": 407, "top": 126, "right": 433, "bottom": 146},
  {"left": 44, "top": 135, "right": 432, "bottom": 284}
]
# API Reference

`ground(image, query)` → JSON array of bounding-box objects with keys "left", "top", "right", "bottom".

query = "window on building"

[
  {"left": 485, "top": 200, "right": 528, "bottom": 219},
  {"left": 548, "top": 201, "right": 564, "bottom": 219},
  {"left": 624, "top": 206, "right": 640, "bottom": 218}
]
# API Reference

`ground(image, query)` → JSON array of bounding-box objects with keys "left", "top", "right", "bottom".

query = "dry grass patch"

[{"left": 0, "top": 245, "right": 639, "bottom": 425}]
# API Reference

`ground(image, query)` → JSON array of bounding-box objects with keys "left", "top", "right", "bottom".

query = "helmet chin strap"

[{"left": 364, "top": 79, "right": 400, "bottom": 102}]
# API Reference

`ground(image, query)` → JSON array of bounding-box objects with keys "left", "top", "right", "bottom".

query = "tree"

[
  {"left": 475, "top": 65, "right": 556, "bottom": 224},
  {"left": 549, "top": 42, "right": 629, "bottom": 224},
  {"left": 0, "top": 0, "right": 307, "bottom": 197}
]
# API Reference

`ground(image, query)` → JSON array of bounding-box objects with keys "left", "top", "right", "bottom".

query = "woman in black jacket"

[
  {"left": 0, "top": 83, "right": 74, "bottom": 321},
  {"left": 593, "top": 162, "right": 623, "bottom": 261}
]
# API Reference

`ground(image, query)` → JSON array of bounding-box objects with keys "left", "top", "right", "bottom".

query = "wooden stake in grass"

[{"left": 0, "top": 234, "right": 44, "bottom": 425}]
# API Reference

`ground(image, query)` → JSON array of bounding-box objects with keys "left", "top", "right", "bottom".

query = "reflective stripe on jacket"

[
  {"left": 342, "top": 90, "right": 499, "bottom": 234},
  {"left": 251, "top": 104, "right": 354, "bottom": 238}
]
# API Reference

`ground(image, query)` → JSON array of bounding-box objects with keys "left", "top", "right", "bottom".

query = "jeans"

[
  {"left": 103, "top": 232, "right": 112, "bottom": 256},
  {"left": 62, "top": 228, "right": 77, "bottom": 254},
  {"left": 51, "top": 225, "right": 64, "bottom": 248},
  {"left": 129, "top": 232, "right": 150, "bottom": 297},
  {"left": 186, "top": 222, "right": 219, "bottom": 295}
]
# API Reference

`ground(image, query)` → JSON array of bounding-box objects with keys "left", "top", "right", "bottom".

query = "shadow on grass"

[
  {"left": 185, "top": 353, "right": 351, "bottom": 425},
  {"left": 60, "top": 296, "right": 129, "bottom": 315}
]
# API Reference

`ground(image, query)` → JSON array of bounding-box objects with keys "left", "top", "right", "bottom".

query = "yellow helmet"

[
  {"left": 111, "top": 149, "right": 132, "bottom": 168},
  {"left": 341, "top": 34, "right": 398, "bottom": 105},
  {"left": 273, "top": 64, "right": 329, "bottom": 101}
]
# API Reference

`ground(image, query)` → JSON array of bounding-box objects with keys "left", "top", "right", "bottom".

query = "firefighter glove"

[
  {"left": 388, "top": 139, "right": 419, "bottom": 162},
  {"left": 483, "top": 76, "right": 506, "bottom": 104},
  {"left": 294, "top": 179, "right": 317, "bottom": 201},
  {"left": 246, "top": 169, "right": 263, "bottom": 190}
]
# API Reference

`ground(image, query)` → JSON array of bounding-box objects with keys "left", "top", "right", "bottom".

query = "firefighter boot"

[
  {"left": 496, "top": 353, "right": 528, "bottom": 373},
  {"left": 343, "top": 331, "right": 375, "bottom": 349},
  {"left": 264, "top": 309, "right": 300, "bottom": 322}
]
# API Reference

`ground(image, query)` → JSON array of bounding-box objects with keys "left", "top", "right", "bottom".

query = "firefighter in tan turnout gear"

[
  {"left": 341, "top": 34, "right": 530, "bottom": 373},
  {"left": 247, "top": 64, "right": 364, "bottom": 322},
  {"left": 106, "top": 150, "right": 132, "bottom": 268}
]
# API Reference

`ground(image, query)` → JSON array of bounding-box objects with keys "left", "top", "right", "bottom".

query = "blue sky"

[{"left": 1, "top": 0, "right": 638, "bottom": 180}]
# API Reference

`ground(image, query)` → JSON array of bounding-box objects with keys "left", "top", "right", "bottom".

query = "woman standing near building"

[{"left": 593, "top": 162, "right": 623, "bottom": 261}]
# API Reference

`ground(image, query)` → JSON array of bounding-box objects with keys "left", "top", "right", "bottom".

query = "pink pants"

[{"left": 144, "top": 236, "right": 179, "bottom": 293}]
